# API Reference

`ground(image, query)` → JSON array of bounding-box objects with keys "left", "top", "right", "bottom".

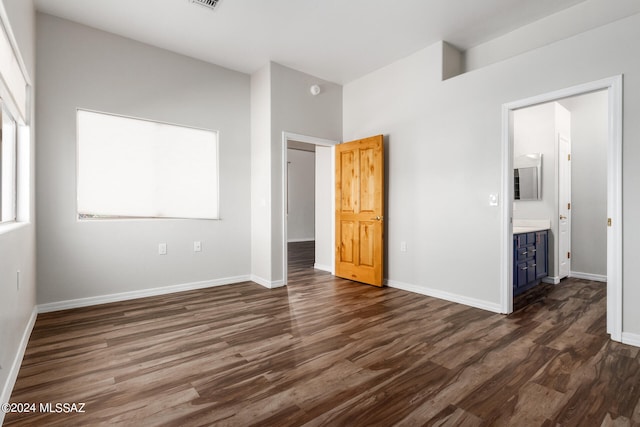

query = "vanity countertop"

[
  {"left": 513, "top": 219, "right": 551, "bottom": 234},
  {"left": 513, "top": 226, "right": 550, "bottom": 234}
]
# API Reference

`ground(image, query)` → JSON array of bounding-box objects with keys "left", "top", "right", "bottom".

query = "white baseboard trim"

[
  {"left": 386, "top": 279, "right": 502, "bottom": 314},
  {"left": 570, "top": 271, "right": 607, "bottom": 282},
  {"left": 542, "top": 276, "right": 561, "bottom": 285},
  {"left": 38, "top": 276, "right": 252, "bottom": 314},
  {"left": 1, "top": 307, "right": 37, "bottom": 424},
  {"left": 313, "top": 263, "right": 332, "bottom": 273},
  {"left": 250, "top": 275, "right": 286, "bottom": 289},
  {"left": 287, "top": 238, "right": 315, "bottom": 243},
  {"left": 622, "top": 332, "right": 640, "bottom": 348}
]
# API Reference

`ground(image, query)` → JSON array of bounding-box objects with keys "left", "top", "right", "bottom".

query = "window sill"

[{"left": 0, "top": 221, "right": 29, "bottom": 236}]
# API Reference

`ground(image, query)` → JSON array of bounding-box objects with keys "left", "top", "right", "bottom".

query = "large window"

[
  {"left": 77, "top": 110, "right": 219, "bottom": 220},
  {"left": 1, "top": 101, "right": 17, "bottom": 223}
]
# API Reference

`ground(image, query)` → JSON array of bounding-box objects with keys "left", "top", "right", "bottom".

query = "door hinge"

[
  {"left": 568, "top": 154, "right": 571, "bottom": 161},
  {"left": 567, "top": 203, "right": 571, "bottom": 210},
  {"left": 608, "top": 218, "right": 612, "bottom": 227},
  {"left": 567, "top": 251, "right": 571, "bottom": 259}
]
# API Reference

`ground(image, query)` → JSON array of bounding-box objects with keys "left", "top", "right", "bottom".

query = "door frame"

[
  {"left": 282, "top": 132, "right": 339, "bottom": 285},
  {"left": 500, "top": 75, "right": 623, "bottom": 342},
  {"left": 557, "top": 132, "right": 572, "bottom": 280}
]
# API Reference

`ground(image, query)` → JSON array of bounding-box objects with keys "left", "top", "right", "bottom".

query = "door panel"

[
  {"left": 340, "top": 221, "right": 355, "bottom": 263},
  {"left": 359, "top": 222, "right": 375, "bottom": 267},
  {"left": 335, "top": 135, "right": 384, "bottom": 286},
  {"left": 360, "top": 148, "right": 376, "bottom": 212}
]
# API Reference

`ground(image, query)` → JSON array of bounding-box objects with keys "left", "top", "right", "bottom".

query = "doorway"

[
  {"left": 501, "top": 76, "right": 623, "bottom": 341},
  {"left": 282, "top": 132, "right": 338, "bottom": 284}
]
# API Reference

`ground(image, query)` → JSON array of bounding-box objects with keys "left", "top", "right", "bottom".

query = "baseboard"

[
  {"left": 287, "top": 238, "right": 315, "bottom": 243},
  {"left": 570, "top": 271, "right": 607, "bottom": 282},
  {"left": 38, "top": 276, "right": 252, "bottom": 313},
  {"left": 386, "top": 279, "right": 502, "bottom": 314},
  {"left": 1, "top": 307, "right": 37, "bottom": 424},
  {"left": 542, "top": 276, "right": 561, "bottom": 285},
  {"left": 250, "top": 275, "right": 286, "bottom": 289},
  {"left": 622, "top": 332, "right": 640, "bottom": 348},
  {"left": 313, "top": 263, "right": 332, "bottom": 273}
]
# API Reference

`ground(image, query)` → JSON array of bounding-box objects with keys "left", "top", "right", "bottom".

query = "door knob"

[
  {"left": 371, "top": 216, "right": 384, "bottom": 221},
  {"left": 560, "top": 215, "right": 567, "bottom": 220}
]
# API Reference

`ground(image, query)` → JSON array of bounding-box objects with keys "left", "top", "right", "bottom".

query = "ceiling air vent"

[{"left": 190, "top": 0, "right": 220, "bottom": 11}]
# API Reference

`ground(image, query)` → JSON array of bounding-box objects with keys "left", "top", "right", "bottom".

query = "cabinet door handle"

[
  {"left": 532, "top": 263, "right": 536, "bottom": 267},
  {"left": 522, "top": 251, "right": 528, "bottom": 255},
  {"left": 531, "top": 249, "right": 536, "bottom": 253},
  {"left": 520, "top": 266, "right": 528, "bottom": 270}
]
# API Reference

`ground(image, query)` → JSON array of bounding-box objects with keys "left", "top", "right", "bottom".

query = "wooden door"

[{"left": 335, "top": 135, "right": 384, "bottom": 286}]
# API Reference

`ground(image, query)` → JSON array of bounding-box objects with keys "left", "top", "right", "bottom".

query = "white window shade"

[
  {"left": 77, "top": 110, "right": 219, "bottom": 220},
  {"left": 0, "top": 20, "right": 27, "bottom": 122}
]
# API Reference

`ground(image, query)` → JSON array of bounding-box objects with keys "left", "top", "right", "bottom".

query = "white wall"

[
  {"left": 344, "top": 12, "right": 640, "bottom": 336},
  {"left": 249, "top": 62, "right": 341, "bottom": 286},
  {"left": 464, "top": 0, "right": 640, "bottom": 72},
  {"left": 287, "top": 148, "right": 315, "bottom": 242},
  {"left": 315, "top": 146, "right": 333, "bottom": 271},
  {"left": 513, "top": 103, "right": 557, "bottom": 220},
  {"left": 0, "top": 0, "right": 36, "bottom": 415},
  {"left": 271, "top": 63, "right": 342, "bottom": 283},
  {"left": 36, "top": 14, "right": 252, "bottom": 305},
  {"left": 250, "top": 64, "right": 272, "bottom": 285},
  {"left": 561, "top": 91, "right": 608, "bottom": 277}
]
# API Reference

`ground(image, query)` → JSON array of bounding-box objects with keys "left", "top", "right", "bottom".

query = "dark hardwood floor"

[{"left": 5, "top": 245, "right": 639, "bottom": 426}]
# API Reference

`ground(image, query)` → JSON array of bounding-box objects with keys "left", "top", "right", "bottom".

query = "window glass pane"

[
  {"left": 1, "top": 101, "right": 17, "bottom": 222},
  {"left": 77, "top": 110, "right": 219, "bottom": 220}
]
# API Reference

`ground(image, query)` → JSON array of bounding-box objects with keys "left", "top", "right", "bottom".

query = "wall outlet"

[
  {"left": 194, "top": 241, "right": 202, "bottom": 252},
  {"left": 158, "top": 243, "right": 167, "bottom": 255},
  {"left": 400, "top": 241, "right": 407, "bottom": 252},
  {"left": 489, "top": 193, "right": 499, "bottom": 206}
]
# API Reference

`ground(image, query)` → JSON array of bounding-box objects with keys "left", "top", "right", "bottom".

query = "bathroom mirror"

[{"left": 514, "top": 153, "right": 542, "bottom": 201}]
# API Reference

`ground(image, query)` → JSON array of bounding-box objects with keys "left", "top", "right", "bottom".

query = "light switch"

[
  {"left": 400, "top": 241, "right": 407, "bottom": 252},
  {"left": 489, "top": 193, "right": 499, "bottom": 207},
  {"left": 194, "top": 241, "right": 202, "bottom": 252},
  {"left": 158, "top": 243, "right": 167, "bottom": 255}
]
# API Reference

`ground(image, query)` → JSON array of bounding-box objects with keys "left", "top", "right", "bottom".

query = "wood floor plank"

[{"left": 5, "top": 241, "right": 639, "bottom": 426}]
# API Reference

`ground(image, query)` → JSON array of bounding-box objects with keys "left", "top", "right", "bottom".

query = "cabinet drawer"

[
  {"left": 516, "top": 262, "right": 529, "bottom": 287},
  {"left": 516, "top": 245, "right": 535, "bottom": 262}
]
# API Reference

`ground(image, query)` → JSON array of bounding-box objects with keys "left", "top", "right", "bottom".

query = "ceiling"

[{"left": 34, "top": 0, "right": 592, "bottom": 84}]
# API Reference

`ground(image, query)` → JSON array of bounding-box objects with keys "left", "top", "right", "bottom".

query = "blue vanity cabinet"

[{"left": 513, "top": 229, "right": 549, "bottom": 296}]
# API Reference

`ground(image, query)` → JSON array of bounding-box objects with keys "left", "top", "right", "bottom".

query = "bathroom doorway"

[{"left": 501, "top": 76, "right": 622, "bottom": 341}]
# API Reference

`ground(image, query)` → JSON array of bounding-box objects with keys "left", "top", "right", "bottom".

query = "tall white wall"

[
  {"left": 287, "top": 148, "right": 315, "bottom": 242},
  {"left": 250, "top": 64, "right": 272, "bottom": 284},
  {"left": 36, "top": 14, "right": 252, "bottom": 305},
  {"left": 0, "top": 0, "right": 36, "bottom": 414},
  {"left": 250, "top": 62, "right": 340, "bottom": 286},
  {"left": 561, "top": 91, "right": 608, "bottom": 277},
  {"left": 344, "top": 12, "right": 640, "bottom": 337}
]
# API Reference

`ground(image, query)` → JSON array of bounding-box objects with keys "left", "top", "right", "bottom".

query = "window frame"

[{"left": 0, "top": 100, "right": 18, "bottom": 224}]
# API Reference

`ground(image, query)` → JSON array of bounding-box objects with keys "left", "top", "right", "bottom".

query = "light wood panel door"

[{"left": 335, "top": 135, "right": 384, "bottom": 286}]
